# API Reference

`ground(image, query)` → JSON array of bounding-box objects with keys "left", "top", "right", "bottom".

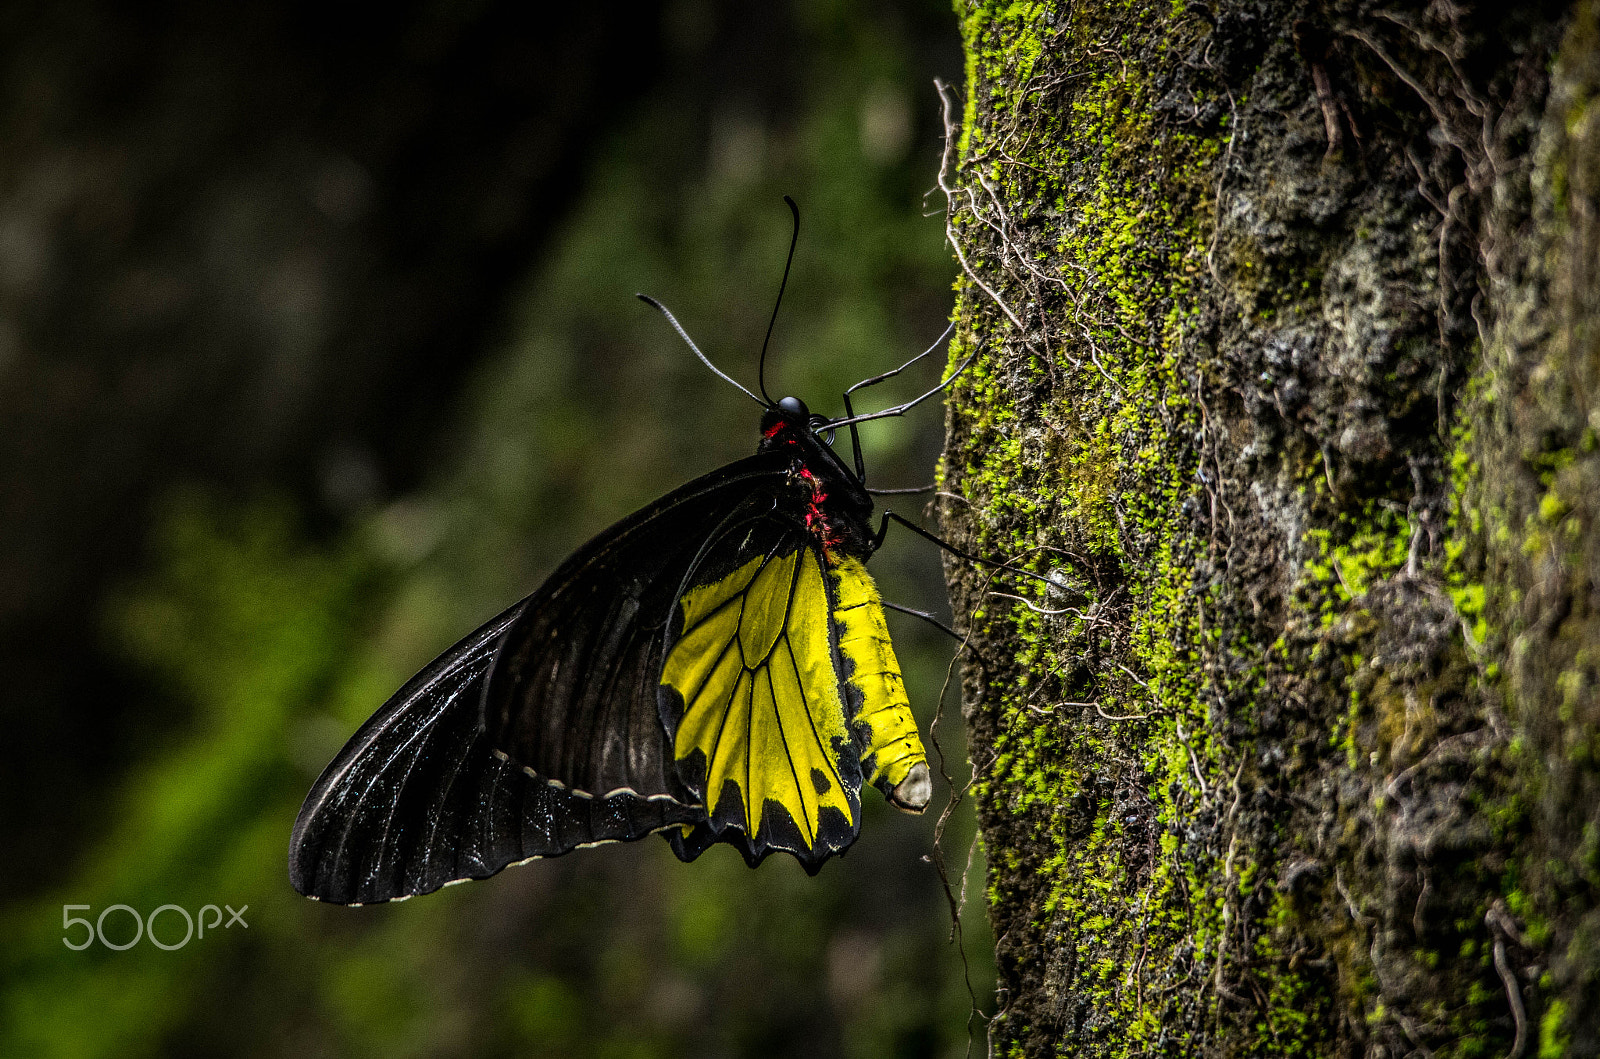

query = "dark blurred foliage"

[
  {"left": 1, "top": 1, "right": 992, "bottom": 1057},
  {"left": 0, "top": 0, "right": 668, "bottom": 886}
]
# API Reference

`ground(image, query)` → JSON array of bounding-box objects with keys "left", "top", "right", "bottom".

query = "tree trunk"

[{"left": 939, "top": 2, "right": 1600, "bottom": 1055}]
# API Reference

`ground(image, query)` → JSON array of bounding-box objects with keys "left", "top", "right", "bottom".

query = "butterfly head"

[
  {"left": 760, "top": 395, "right": 813, "bottom": 440},
  {"left": 761, "top": 398, "right": 841, "bottom": 463}
]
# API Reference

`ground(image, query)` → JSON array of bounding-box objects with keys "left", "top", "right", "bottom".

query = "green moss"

[
  {"left": 947, "top": 1, "right": 1270, "bottom": 1052},
  {"left": 945, "top": 0, "right": 1581, "bottom": 1054},
  {"left": 1539, "top": 999, "right": 1570, "bottom": 1059}
]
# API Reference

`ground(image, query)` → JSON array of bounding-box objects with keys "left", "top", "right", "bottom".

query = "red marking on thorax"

[{"left": 798, "top": 467, "right": 843, "bottom": 556}]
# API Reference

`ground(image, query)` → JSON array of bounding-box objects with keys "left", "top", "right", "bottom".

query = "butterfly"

[{"left": 288, "top": 200, "right": 971, "bottom": 904}]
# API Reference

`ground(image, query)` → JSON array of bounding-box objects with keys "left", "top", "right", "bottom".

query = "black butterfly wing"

[
  {"left": 288, "top": 605, "right": 708, "bottom": 904},
  {"left": 479, "top": 452, "right": 793, "bottom": 798},
  {"left": 289, "top": 452, "right": 791, "bottom": 904}
]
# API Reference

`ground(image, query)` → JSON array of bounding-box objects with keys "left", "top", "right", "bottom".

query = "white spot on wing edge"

[
  {"left": 484, "top": 747, "right": 701, "bottom": 805},
  {"left": 335, "top": 822, "right": 702, "bottom": 905}
]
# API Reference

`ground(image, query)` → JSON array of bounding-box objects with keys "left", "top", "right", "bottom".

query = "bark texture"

[{"left": 938, "top": 2, "right": 1600, "bottom": 1055}]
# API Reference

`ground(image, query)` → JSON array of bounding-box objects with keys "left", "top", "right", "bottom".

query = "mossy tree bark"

[{"left": 938, "top": 2, "right": 1600, "bottom": 1055}]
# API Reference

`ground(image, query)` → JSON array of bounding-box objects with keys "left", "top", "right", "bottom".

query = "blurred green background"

[{"left": 0, "top": 2, "right": 992, "bottom": 1056}]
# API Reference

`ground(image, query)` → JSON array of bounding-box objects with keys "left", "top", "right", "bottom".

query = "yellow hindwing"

[
  {"left": 662, "top": 548, "right": 855, "bottom": 845},
  {"left": 661, "top": 547, "right": 931, "bottom": 850}
]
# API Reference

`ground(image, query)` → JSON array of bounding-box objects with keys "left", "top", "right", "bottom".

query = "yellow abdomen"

[{"left": 831, "top": 558, "right": 929, "bottom": 810}]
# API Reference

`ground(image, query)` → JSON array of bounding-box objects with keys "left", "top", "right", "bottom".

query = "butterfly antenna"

[
  {"left": 757, "top": 195, "right": 801, "bottom": 406},
  {"left": 637, "top": 293, "right": 768, "bottom": 407}
]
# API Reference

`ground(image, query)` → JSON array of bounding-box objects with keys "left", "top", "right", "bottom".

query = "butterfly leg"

[
  {"left": 830, "top": 343, "right": 975, "bottom": 432},
  {"left": 842, "top": 390, "right": 867, "bottom": 482},
  {"left": 881, "top": 599, "right": 965, "bottom": 643},
  {"left": 872, "top": 510, "right": 1056, "bottom": 590},
  {"left": 839, "top": 320, "right": 958, "bottom": 484},
  {"left": 867, "top": 484, "right": 937, "bottom": 496},
  {"left": 844, "top": 320, "right": 954, "bottom": 399}
]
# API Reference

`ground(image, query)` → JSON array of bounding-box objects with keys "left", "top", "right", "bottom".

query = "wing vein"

[
  {"left": 745, "top": 660, "right": 756, "bottom": 834},
  {"left": 766, "top": 664, "right": 813, "bottom": 842},
  {"left": 702, "top": 662, "right": 742, "bottom": 809},
  {"left": 682, "top": 629, "right": 742, "bottom": 712},
  {"left": 327, "top": 667, "right": 480, "bottom": 890},
  {"left": 786, "top": 632, "right": 846, "bottom": 798},
  {"left": 416, "top": 711, "right": 481, "bottom": 882}
]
